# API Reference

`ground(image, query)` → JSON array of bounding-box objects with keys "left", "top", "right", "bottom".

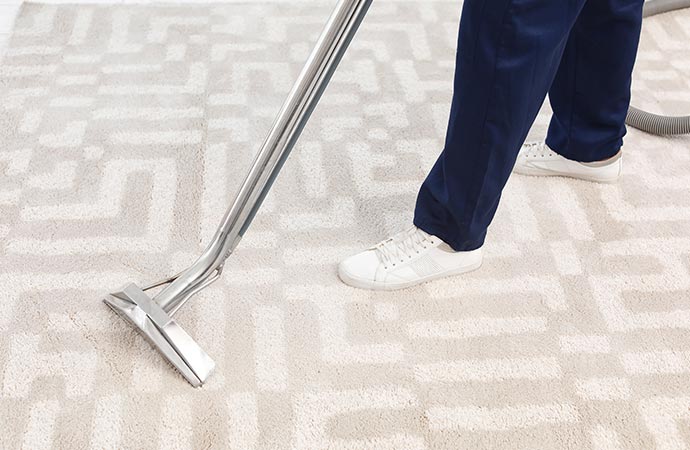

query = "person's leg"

[
  {"left": 339, "top": 0, "right": 603, "bottom": 290},
  {"left": 546, "top": 0, "right": 645, "bottom": 162},
  {"left": 413, "top": 0, "right": 588, "bottom": 252}
]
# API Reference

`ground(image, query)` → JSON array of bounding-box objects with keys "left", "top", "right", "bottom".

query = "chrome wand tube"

[{"left": 154, "top": 0, "right": 374, "bottom": 314}]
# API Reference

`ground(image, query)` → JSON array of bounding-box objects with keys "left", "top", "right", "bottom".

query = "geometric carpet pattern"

[{"left": 0, "top": 2, "right": 689, "bottom": 448}]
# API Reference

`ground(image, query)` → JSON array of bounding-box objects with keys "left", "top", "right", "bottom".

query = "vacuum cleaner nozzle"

[
  {"left": 102, "top": 0, "right": 373, "bottom": 386},
  {"left": 103, "top": 283, "right": 215, "bottom": 387}
]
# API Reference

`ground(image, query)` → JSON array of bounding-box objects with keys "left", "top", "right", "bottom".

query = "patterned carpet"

[{"left": 1, "top": 2, "right": 689, "bottom": 449}]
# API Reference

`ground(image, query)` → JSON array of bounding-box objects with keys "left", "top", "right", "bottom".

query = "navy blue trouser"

[{"left": 413, "top": 0, "right": 645, "bottom": 251}]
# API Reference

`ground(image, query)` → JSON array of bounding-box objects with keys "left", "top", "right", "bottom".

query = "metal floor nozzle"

[
  {"left": 103, "top": 0, "right": 373, "bottom": 386},
  {"left": 104, "top": 283, "right": 215, "bottom": 386}
]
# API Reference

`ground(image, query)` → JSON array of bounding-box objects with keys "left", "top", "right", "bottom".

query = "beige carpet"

[{"left": 1, "top": 2, "right": 689, "bottom": 449}]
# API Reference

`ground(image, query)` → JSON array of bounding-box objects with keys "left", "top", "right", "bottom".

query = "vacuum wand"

[
  {"left": 155, "top": 0, "right": 373, "bottom": 315},
  {"left": 103, "top": 0, "right": 374, "bottom": 387}
]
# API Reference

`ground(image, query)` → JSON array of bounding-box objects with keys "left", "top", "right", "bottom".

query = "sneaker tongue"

[
  {"left": 416, "top": 228, "right": 431, "bottom": 239},
  {"left": 371, "top": 227, "right": 433, "bottom": 265}
]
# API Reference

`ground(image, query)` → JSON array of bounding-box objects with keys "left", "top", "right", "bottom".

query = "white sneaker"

[
  {"left": 513, "top": 142, "right": 622, "bottom": 183},
  {"left": 338, "top": 225, "right": 483, "bottom": 291}
]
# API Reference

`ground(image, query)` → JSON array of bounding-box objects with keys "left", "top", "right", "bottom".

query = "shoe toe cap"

[{"left": 338, "top": 249, "right": 380, "bottom": 283}]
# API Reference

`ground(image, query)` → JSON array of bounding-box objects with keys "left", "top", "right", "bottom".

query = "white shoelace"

[
  {"left": 521, "top": 142, "right": 554, "bottom": 158},
  {"left": 374, "top": 226, "right": 434, "bottom": 269}
]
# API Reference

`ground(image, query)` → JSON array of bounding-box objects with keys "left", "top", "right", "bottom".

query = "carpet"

[{"left": 1, "top": 2, "right": 689, "bottom": 449}]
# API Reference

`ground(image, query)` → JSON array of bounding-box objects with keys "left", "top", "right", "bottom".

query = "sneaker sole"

[
  {"left": 513, "top": 165, "right": 620, "bottom": 184},
  {"left": 338, "top": 258, "right": 483, "bottom": 291}
]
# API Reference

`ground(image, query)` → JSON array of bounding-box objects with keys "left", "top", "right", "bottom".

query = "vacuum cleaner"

[
  {"left": 103, "top": 0, "right": 374, "bottom": 387},
  {"left": 103, "top": 0, "right": 689, "bottom": 387}
]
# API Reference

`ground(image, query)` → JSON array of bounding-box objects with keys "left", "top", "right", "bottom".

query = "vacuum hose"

[{"left": 626, "top": 0, "right": 690, "bottom": 135}]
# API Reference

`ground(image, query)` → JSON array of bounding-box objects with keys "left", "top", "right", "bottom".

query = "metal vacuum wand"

[{"left": 103, "top": 0, "right": 374, "bottom": 387}]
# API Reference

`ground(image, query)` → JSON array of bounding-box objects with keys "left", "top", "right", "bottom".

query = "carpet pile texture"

[{"left": 1, "top": 2, "right": 689, "bottom": 449}]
